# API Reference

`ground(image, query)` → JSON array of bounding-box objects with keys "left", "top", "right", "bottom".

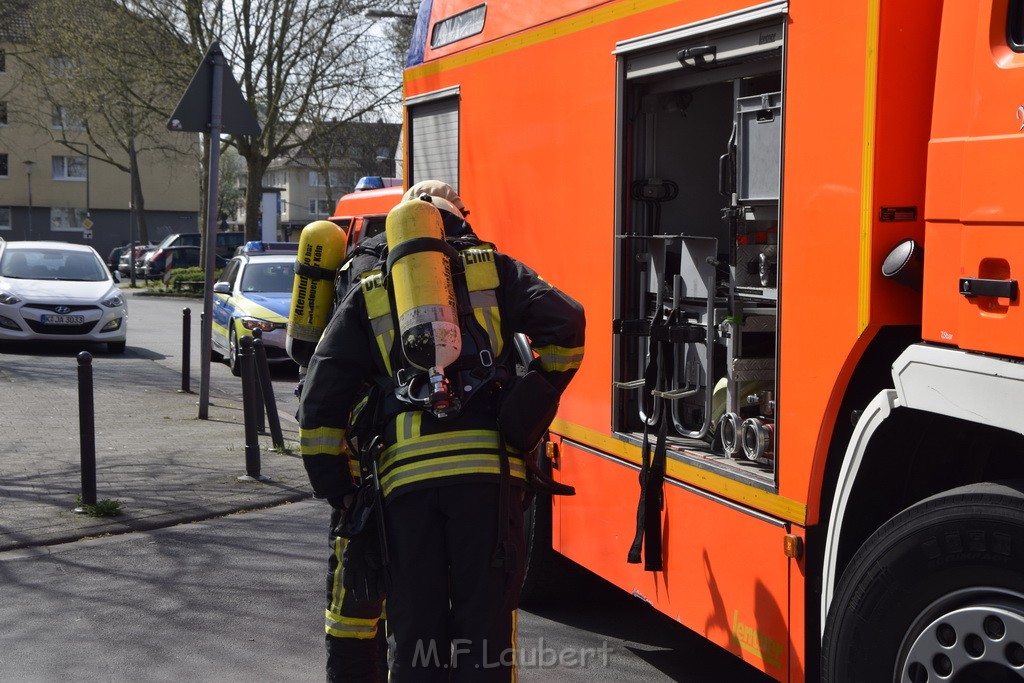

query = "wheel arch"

[{"left": 821, "top": 343, "right": 1024, "bottom": 638}]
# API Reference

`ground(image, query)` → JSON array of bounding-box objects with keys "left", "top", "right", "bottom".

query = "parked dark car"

[
  {"left": 118, "top": 244, "right": 154, "bottom": 277},
  {"left": 142, "top": 245, "right": 228, "bottom": 280},
  {"left": 155, "top": 232, "right": 246, "bottom": 261}
]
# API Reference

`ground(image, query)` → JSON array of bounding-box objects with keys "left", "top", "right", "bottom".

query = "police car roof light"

[{"left": 241, "top": 241, "right": 299, "bottom": 254}]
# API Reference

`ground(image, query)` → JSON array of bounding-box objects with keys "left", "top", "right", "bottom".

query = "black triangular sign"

[{"left": 167, "top": 41, "right": 261, "bottom": 136}]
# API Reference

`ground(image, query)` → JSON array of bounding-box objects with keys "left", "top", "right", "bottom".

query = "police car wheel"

[
  {"left": 229, "top": 326, "right": 242, "bottom": 376},
  {"left": 822, "top": 481, "right": 1024, "bottom": 682}
]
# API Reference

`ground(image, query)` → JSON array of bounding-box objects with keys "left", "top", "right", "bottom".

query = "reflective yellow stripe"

[
  {"left": 470, "top": 290, "right": 503, "bottom": 356},
  {"left": 328, "top": 536, "right": 345, "bottom": 613},
  {"left": 381, "top": 429, "right": 509, "bottom": 464},
  {"left": 371, "top": 324, "right": 394, "bottom": 375},
  {"left": 361, "top": 270, "right": 389, "bottom": 317},
  {"left": 463, "top": 246, "right": 499, "bottom": 290},
  {"left": 859, "top": 0, "right": 881, "bottom": 335},
  {"left": 510, "top": 610, "right": 518, "bottom": 682},
  {"left": 381, "top": 455, "right": 526, "bottom": 497},
  {"left": 325, "top": 610, "right": 379, "bottom": 639},
  {"left": 534, "top": 344, "right": 584, "bottom": 372},
  {"left": 300, "top": 426, "right": 346, "bottom": 457}
]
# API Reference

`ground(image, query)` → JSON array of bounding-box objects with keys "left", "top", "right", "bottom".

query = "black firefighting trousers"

[
  {"left": 384, "top": 482, "right": 526, "bottom": 683},
  {"left": 325, "top": 506, "right": 388, "bottom": 683}
]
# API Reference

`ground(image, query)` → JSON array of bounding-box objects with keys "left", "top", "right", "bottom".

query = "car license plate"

[{"left": 42, "top": 314, "right": 85, "bottom": 325}]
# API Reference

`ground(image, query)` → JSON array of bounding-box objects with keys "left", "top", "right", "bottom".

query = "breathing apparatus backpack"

[{"left": 364, "top": 198, "right": 510, "bottom": 421}]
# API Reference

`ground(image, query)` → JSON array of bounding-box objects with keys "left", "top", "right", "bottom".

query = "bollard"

[
  {"left": 252, "top": 337, "right": 285, "bottom": 450},
  {"left": 251, "top": 328, "right": 266, "bottom": 434},
  {"left": 76, "top": 351, "right": 97, "bottom": 509},
  {"left": 238, "top": 336, "right": 269, "bottom": 482},
  {"left": 180, "top": 307, "right": 192, "bottom": 393}
]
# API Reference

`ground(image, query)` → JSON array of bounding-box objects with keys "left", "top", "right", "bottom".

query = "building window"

[
  {"left": 51, "top": 105, "right": 84, "bottom": 130},
  {"left": 307, "top": 171, "right": 343, "bottom": 188},
  {"left": 48, "top": 55, "right": 76, "bottom": 78},
  {"left": 308, "top": 199, "right": 331, "bottom": 216},
  {"left": 52, "top": 155, "right": 87, "bottom": 181},
  {"left": 50, "top": 207, "right": 88, "bottom": 231},
  {"left": 0, "top": 153, "right": 7, "bottom": 177},
  {"left": 0, "top": 102, "right": 7, "bottom": 126},
  {"left": 0, "top": 207, "right": 10, "bottom": 231}
]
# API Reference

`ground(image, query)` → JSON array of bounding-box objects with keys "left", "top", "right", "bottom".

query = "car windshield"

[
  {"left": 240, "top": 262, "right": 294, "bottom": 293},
  {"left": 0, "top": 248, "right": 108, "bottom": 282}
]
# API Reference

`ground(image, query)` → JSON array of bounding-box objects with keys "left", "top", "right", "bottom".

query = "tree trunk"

[
  {"left": 244, "top": 156, "right": 272, "bottom": 242},
  {"left": 128, "top": 141, "right": 148, "bottom": 245}
]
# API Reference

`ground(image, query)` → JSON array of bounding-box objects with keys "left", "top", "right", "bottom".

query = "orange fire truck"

[{"left": 399, "top": 1, "right": 1024, "bottom": 680}]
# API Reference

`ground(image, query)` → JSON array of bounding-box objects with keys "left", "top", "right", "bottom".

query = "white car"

[{"left": 0, "top": 241, "right": 128, "bottom": 353}]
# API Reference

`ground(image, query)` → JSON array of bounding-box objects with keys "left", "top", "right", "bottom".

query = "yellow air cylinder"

[
  {"left": 287, "top": 220, "right": 348, "bottom": 367},
  {"left": 385, "top": 199, "right": 461, "bottom": 375}
]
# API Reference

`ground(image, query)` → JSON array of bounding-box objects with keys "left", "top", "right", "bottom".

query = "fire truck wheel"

[{"left": 822, "top": 481, "right": 1024, "bottom": 683}]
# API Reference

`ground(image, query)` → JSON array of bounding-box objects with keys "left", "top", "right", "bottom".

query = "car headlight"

[
  {"left": 101, "top": 291, "right": 125, "bottom": 308},
  {"left": 0, "top": 291, "right": 20, "bottom": 305},
  {"left": 240, "top": 317, "right": 276, "bottom": 332}
]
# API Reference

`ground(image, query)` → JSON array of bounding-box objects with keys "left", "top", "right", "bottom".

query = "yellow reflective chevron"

[
  {"left": 300, "top": 426, "right": 347, "bottom": 457},
  {"left": 534, "top": 343, "right": 584, "bottom": 372}
]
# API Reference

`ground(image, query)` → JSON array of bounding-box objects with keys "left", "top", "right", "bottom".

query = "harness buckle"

[{"left": 479, "top": 349, "right": 493, "bottom": 368}]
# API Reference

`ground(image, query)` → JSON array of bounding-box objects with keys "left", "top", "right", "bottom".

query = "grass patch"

[{"left": 75, "top": 496, "right": 124, "bottom": 517}]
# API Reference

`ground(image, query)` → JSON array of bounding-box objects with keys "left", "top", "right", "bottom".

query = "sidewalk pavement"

[{"left": 0, "top": 345, "right": 311, "bottom": 553}]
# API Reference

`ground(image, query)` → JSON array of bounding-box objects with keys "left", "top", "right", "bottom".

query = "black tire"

[
  {"left": 519, "top": 489, "right": 553, "bottom": 607},
  {"left": 822, "top": 481, "right": 1024, "bottom": 682},
  {"left": 228, "top": 325, "right": 242, "bottom": 376},
  {"left": 107, "top": 340, "right": 126, "bottom": 354}
]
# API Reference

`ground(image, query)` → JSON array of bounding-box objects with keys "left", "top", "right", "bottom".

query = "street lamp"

[{"left": 23, "top": 160, "right": 34, "bottom": 240}]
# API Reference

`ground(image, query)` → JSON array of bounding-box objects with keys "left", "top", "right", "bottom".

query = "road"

[{"left": 1, "top": 290, "right": 777, "bottom": 682}]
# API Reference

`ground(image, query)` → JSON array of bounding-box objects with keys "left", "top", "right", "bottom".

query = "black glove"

[{"left": 342, "top": 523, "right": 387, "bottom": 603}]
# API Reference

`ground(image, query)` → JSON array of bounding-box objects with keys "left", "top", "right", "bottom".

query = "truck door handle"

[{"left": 959, "top": 277, "right": 1019, "bottom": 300}]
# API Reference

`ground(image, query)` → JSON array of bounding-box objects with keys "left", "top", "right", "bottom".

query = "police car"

[{"left": 211, "top": 241, "right": 298, "bottom": 375}]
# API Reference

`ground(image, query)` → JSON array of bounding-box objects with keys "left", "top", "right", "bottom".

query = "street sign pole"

[
  {"left": 197, "top": 52, "right": 224, "bottom": 420},
  {"left": 167, "top": 41, "right": 261, "bottom": 420}
]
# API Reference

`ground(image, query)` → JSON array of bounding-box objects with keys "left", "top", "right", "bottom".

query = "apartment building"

[{"left": 0, "top": 4, "right": 200, "bottom": 258}]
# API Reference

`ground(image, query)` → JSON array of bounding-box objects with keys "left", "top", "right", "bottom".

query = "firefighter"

[{"left": 299, "top": 181, "right": 585, "bottom": 682}]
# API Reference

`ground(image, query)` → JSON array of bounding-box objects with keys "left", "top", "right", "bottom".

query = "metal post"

[
  {"left": 253, "top": 337, "right": 285, "bottom": 450},
  {"left": 251, "top": 328, "right": 266, "bottom": 434},
  {"left": 198, "top": 49, "right": 225, "bottom": 420},
  {"left": 180, "top": 307, "right": 192, "bottom": 393},
  {"left": 238, "top": 336, "right": 269, "bottom": 482},
  {"left": 76, "top": 352, "right": 97, "bottom": 508}
]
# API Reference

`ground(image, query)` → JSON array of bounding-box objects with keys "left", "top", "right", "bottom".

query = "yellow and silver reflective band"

[
  {"left": 328, "top": 535, "right": 345, "bottom": 616},
  {"left": 533, "top": 344, "right": 584, "bottom": 373},
  {"left": 325, "top": 610, "right": 379, "bottom": 639},
  {"left": 300, "top": 426, "right": 347, "bottom": 457},
  {"left": 379, "top": 427, "right": 526, "bottom": 497},
  {"left": 463, "top": 245, "right": 503, "bottom": 356},
  {"left": 360, "top": 269, "right": 395, "bottom": 375}
]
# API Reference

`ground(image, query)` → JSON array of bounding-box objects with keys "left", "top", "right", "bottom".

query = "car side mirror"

[{"left": 213, "top": 282, "right": 231, "bottom": 294}]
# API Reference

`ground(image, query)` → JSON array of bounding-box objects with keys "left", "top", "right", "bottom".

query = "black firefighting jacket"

[{"left": 298, "top": 231, "right": 585, "bottom": 505}]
